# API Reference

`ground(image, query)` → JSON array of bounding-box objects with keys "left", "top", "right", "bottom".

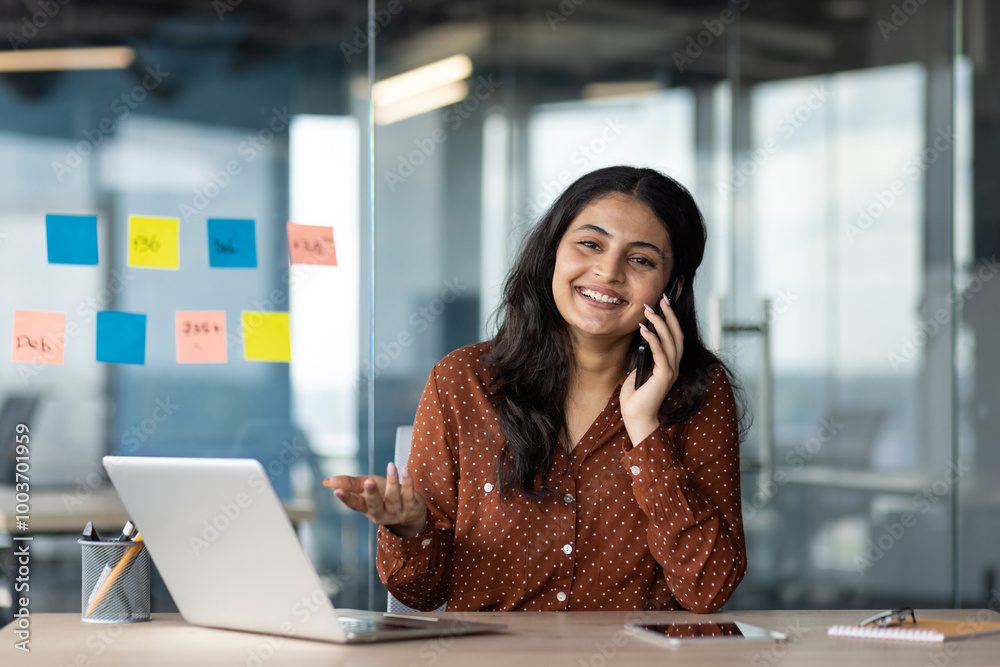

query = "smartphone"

[
  {"left": 625, "top": 621, "right": 787, "bottom": 647},
  {"left": 634, "top": 275, "right": 681, "bottom": 389}
]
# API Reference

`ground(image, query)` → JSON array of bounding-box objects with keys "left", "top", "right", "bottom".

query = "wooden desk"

[
  {"left": 0, "top": 485, "right": 314, "bottom": 534},
  {"left": 3, "top": 609, "right": 999, "bottom": 666}
]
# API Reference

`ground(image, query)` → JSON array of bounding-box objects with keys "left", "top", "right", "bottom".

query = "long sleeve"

[
  {"left": 619, "top": 367, "right": 747, "bottom": 613},
  {"left": 376, "top": 367, "right": 458, "bottom": 611}
]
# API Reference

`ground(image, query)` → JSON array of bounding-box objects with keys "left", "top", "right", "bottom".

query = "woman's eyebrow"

[{"left": 573, "top": 224, "right": 665, "bottom": 260}]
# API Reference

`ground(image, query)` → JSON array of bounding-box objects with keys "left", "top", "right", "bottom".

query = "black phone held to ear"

[{"left": 635, "top": 276, "right": 681, "bottom": 389}]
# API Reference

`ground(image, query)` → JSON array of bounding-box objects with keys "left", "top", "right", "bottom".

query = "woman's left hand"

[{"left": 620, "top": 291, "right": 684, "bottom": 445}]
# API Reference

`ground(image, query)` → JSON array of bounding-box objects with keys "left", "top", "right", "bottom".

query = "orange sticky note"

[
  {"left": 242, "top": 312, "right": 291, "bottom": 362},
  {"left": 129, "top": 215, "right": 180, "bottom": 269},
  {"left": 12, "top": 310, "right": 66, "bottom": 365},
  {"left": 287, "top": 222, "right": 337, "bottom": 266},
  {"left": 176, "top": 311, "right": 227, "bottom": 364}
]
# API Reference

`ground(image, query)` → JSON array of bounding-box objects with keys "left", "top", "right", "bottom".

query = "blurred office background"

[{"left": 0, "top": 0, "right": 997, "bottom": 616}]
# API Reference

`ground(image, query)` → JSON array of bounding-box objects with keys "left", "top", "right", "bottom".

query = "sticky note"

[
  {"left": 96, "top": 311, "right": 146, "bottom": 365},
  {"left": 287, "top": 222, "right": 337, "bottom": 266},
  {"left": 242, "top": 312, "right": 291, "bottom": 362},
  {"left": 12, "top": 310, "right": 66, "bottom": 365},
  {"left": 46, "top": 214, "right": 98, "bottom": 265},
  {"left": 128, "top": 215, "right": 179, "bottom": 269},
  {"left": 207, "top": 218, "right": 257, "bottom": 268},
  {"left": 176, "top": 311, "right": 227, "bottom": 364}
]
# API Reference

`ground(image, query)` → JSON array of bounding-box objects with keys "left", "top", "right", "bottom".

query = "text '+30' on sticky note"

[
  {"left": 242, "top": 312, "right": 291, "bottom": 362},
  {"left": 128, "top": 215, "right": 179, "bottom": 269},
  {"left": 12, "top": 310, "right": 67, "bottom": 365},
  {"left": 287, "top": 222, "right": 337, "bottom": 266},
  {"left": 176, "top": 311, "right": 228, "bottom": 363}
]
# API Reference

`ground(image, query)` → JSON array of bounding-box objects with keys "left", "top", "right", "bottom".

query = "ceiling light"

[
  {"left": 372, "top": 54, "right": 472, "bottom": 107},
  {"left": 375, "top": 80, "right": 469, "bottom": 125},
  {"left": 0, "top": 46, "right": 136, "bottom": 72}
]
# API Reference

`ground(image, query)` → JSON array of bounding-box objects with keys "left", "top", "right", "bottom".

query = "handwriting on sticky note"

[
  {"left": 287, "top": 222, "right": 337, "bottom": 266},
  {"left": 176, "top": 311, "right": 227, "bottom": 364},
  {"left": 208, "top": 218, "right": 257, "bottom": 268},
  {"left": 128, "top": 216, "right": 179, "bottom": 269},
  {"left": 242, "top": 311, "right": 291, "bottom": 362},
  {"left": 12, "top": 310, "right": 66, "bottom": 365}
]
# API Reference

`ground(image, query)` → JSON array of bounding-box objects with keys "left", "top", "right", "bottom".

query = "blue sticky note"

[
  {"left": 207, "top": 218, "right": 257, "bottom": 268},
  {"left": 96, "top": 311, "right": 147, "bottom": 365},
  {"left": 46, "top": 214, "right": 99, "bottom": 265}
]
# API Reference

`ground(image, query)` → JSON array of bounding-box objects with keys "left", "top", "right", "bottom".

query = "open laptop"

[{"left": 103, "top": 455, "right": 505, "bottom": 643}]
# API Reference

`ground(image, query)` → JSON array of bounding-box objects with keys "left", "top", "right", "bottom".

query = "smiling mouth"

[{"left": 578, "top": 288, "right": 625, "bottom": 305}]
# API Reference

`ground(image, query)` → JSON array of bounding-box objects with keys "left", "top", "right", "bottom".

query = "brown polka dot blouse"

[{"left": 377, "top": 342, "right": 746, "bottom": 613}]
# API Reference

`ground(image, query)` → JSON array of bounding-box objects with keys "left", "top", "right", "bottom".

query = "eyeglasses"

[{"left": 859, "top": 607, "right": 917, "bottom": 628}]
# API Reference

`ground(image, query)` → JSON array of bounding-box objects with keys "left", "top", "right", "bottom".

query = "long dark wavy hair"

[{"left": 485, "top": 166, "right": 744, "bottom": 499}]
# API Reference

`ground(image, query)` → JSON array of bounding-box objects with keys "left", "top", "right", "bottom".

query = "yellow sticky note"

[
  {"left": 12, "top": 310, "right": 66, "bottom": 365},
  {"left": 242, "top": 312, "right": 291, "bottom": 362},
  {"left": 129, "top": 215, "right": 179, "bottom": 269},
  {"left": 176, "top": 311, "right": 228, "bottom": 364}
]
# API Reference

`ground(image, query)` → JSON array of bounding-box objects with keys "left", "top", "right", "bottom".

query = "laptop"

[{"left": 103, "top": 455, "right": 506, "bottom": 643}]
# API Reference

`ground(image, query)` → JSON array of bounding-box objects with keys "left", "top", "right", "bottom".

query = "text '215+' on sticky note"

[
  {"left": 242, "top": 311, "right": 291, "bottom": 362},
  {"left": 129, "top": 215, "right": 179, "bottom": 269},
  {"left": 176, "top": 311, "right": 228, "bottom": 363},
  {"left": 12, "top": 310, "right": 66, "bottom": 364},
  {"left": 46, "top": 214, "right": 98, "bottom": 265},
  {"left": 287, "top": 222, "right": 337, "bottom": 266}
]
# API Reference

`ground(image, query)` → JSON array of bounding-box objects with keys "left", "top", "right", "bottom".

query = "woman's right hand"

[{"left": 323, "top": 462, "right": 428, "bottom": 538}]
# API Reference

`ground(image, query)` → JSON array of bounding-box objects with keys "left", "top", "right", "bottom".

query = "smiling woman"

[{"left": 325, "top": 166, "right": 748, "bottom": 613}]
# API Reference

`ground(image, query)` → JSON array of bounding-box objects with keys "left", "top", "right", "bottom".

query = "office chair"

[{"left": 386, "top": 425, "right": 446, "bottom": 613}]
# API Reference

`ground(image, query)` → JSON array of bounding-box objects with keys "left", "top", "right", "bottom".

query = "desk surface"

[
  {"left": 0, "top": 485, "right": 314, "bottom": 534},
  {"left": 3, "top": 609, "right": 999, "bottom": 666}
]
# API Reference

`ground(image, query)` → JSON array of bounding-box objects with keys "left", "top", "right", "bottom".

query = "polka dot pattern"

[{"left": 377, "top": 342, "right": 747, "bottom": 613}]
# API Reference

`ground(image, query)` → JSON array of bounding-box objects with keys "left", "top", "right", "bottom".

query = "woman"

[{"left": 325, "top": 166, "right": 747, "bottom": 613}]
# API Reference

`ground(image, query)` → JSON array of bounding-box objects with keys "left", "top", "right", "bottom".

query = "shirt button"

[
  {"left": 563, "top": 494, "right": 574, "bottom": 504},
  {"left": 421, "top": 539, "right": 431, "bottom": 546},
  {"left": 629, "top": 465, "right": 641, "bottom": 475},
  {"left": 562, "top": 544, "right": 573, "bottom": 555},
  {"left": 483, "top": 482, "right": 494, "bottom": 493},
  {"left": 556, "top": 592, "right": 567, "bottom": 602}
]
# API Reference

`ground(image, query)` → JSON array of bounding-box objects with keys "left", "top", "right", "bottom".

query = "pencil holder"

[{"left": 79, "top": 539, "right": 151, "bottom": 623}]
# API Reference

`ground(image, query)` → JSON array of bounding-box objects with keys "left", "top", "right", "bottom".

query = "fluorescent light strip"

[
  {"left": 0, "top": 46, "right": 136, "bottom": 72},
  {"left": 372, "top": 54, "right": 472, "bottom": 107},
  {"left": 375, "top": 80, "right": 469, "bottom": 125}
]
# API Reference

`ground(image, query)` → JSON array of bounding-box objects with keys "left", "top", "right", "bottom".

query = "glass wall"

[{"left": 2, "top": 0, "right": 998, "bottom": 617}]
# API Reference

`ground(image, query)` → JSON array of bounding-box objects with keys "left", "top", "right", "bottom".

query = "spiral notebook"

[{"left": 828, "top": 618, "right": 1000, "bottom": 643}]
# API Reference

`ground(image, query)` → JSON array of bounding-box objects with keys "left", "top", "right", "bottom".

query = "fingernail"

[
  {"left": 333, "top": 490, "right": 343, "bottom": 498},
  {"left": 638, "top": 322, "right": 649, "bottom": 332},
  {"left": 662, "top": 293, "right": 672, "bottom": 306},
  {"left": 364, "top": 479, "right": 375, "bottom": 490},
  {"left": 401, "top": 465, "right": 410, "bottom": 479},
  {"left": 644, "top": 303, "right": 655, "bottom": 314},
  {"left": 387, "top": 461, "right": 397, "bottom": 477}
]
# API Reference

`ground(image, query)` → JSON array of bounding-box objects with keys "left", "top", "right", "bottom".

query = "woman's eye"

[
  {"left": 578, "top": 240, "right": 598, "bottom": 249},
  {"left": 631, "top": 256, "right": 655, "bottom": 267}
]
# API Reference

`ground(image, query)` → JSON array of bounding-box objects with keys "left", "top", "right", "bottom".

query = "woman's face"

[{"left": 552, "top": 194, "right": 674, "bottom": 345}]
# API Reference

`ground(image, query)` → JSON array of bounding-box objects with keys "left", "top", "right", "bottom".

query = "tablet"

[{"left": 625, "top": 621, "right": 788, "bottom": 646}]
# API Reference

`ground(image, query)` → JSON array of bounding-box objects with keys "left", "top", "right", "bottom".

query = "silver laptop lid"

[{"left": 103, "top": 456, "right": 347, "bottom": 642}]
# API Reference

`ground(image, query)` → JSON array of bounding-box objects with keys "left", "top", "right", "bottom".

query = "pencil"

[{"left": 84, "top": 532, "right": 144, "bottom": 618}]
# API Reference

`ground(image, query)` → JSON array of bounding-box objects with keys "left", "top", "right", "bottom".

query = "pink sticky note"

[
  {"left": 12, "top": 310, "right": 66, "bottom": 365},
  {"left": 287, "top": 222, "right": 337, "bottom": 266},
  {"left": 175, "top": 311, "right": 228, "bottom": 364}
]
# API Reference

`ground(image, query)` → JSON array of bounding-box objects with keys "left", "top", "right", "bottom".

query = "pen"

[
  {"left": 85, "top": 530, "right": 143, "bottom": 618},
  {"left": 117, "top": 520, "right": 137, "bottom": 542}
]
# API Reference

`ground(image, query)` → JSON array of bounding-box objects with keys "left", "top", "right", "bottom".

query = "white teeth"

[{"left": 580, "top": 288, "right": 622, "bottom": 305}]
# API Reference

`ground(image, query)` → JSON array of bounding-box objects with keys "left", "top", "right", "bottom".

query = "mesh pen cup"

[{"left": 79, "top": 539, "right": 151, "bottom": 623}]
